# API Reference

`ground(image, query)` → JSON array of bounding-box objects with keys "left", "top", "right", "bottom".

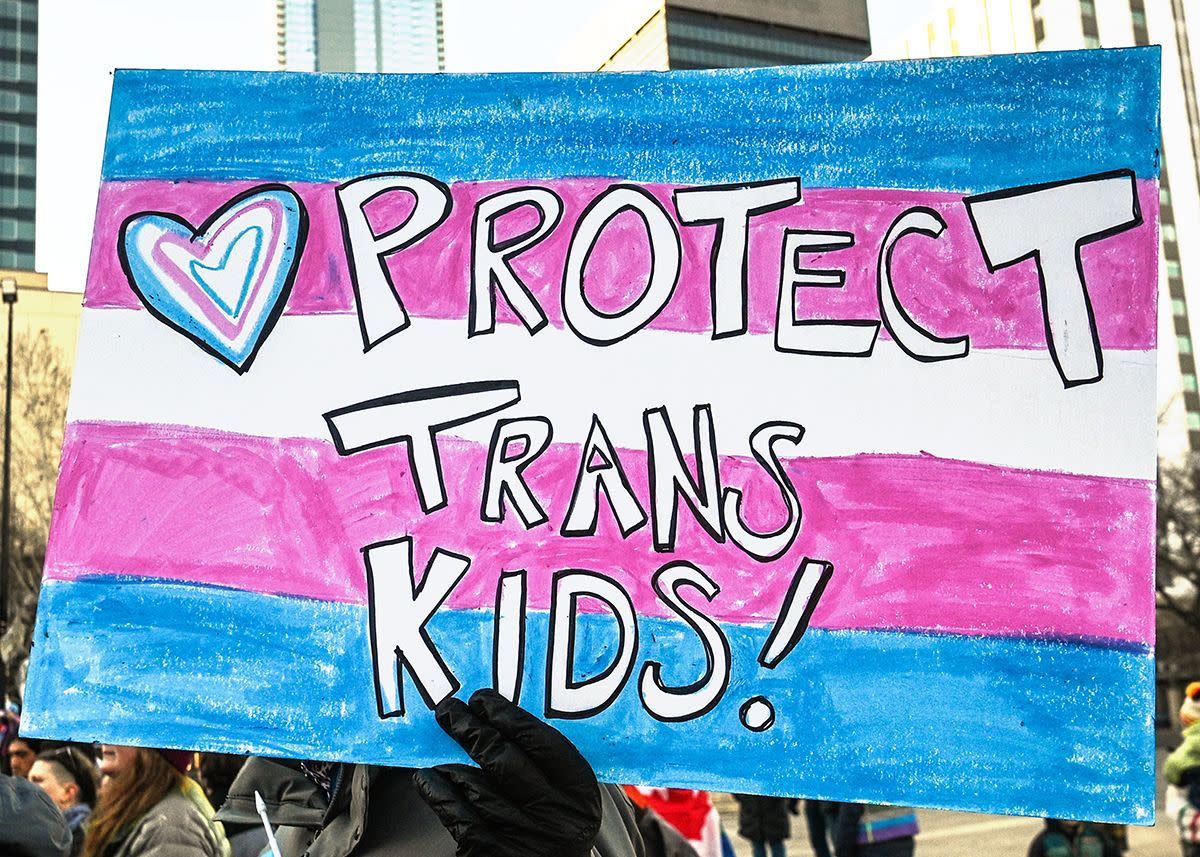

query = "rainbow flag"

[{"left": 26, "top": 48, "right": 1159, "bottom": 822}]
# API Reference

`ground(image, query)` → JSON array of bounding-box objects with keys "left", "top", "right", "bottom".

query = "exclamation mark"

[{"left": 739, "top": 558, "right": 833, "bottom": 732}]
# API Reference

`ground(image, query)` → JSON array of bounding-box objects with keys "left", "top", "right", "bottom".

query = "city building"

[
  {"left": 0, "top": 269, "right": 78, "bottom": 360},
  {"left": 277, "top": 0, "right": 444, "bottom": 72},
  {"left": 872, "top": 0, "right": 1200, "bottom": 458},
  {"left": 599, "top": 0, "right": 870, "bottom": 71},
  {"left": 0, "top": 0, "right": 35, "bottom": 270}
]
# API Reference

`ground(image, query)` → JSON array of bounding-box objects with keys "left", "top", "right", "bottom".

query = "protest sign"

[{"left": 25, "top": 48, "right": 1159, "bottom": 822}]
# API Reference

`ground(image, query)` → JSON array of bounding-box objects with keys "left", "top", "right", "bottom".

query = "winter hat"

[
  {"left": 0, "top": 773, "right": 71, "bottom": 857},
  {"left": 1180, "top": 682, "right": 1200, "bottom": 727},
  {"left": 156, "top": 749, "right": 193, "bottom": 773}
]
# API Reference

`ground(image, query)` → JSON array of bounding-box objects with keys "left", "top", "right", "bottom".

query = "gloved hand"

[{"left": 414, "top": 688, "right": 603, "bottom": 857}]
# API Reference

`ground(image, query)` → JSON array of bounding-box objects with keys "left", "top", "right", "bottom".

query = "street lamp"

[{"left": 0, "top": 276, "right": 16, "bottom": 709}]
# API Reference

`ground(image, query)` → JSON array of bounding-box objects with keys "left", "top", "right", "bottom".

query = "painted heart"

[{"left": 118, "top": 184, "right": 308, "bottom": 374}]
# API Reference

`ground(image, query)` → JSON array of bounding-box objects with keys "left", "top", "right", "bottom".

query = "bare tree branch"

[{"left": 0, "top": 330, "right": 70, "bottom": 703}]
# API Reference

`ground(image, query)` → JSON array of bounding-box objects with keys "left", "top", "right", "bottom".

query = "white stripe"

[{"left": 66, "top": 307, "right": 1156, "bottom": 480}]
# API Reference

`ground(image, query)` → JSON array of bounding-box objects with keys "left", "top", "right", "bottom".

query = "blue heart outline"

[
  {"left": 118, "top": 184, "right": 309, "bottom": 374},
  {"left": 187, "top": 224, "right": 264, "bottom": 319}
]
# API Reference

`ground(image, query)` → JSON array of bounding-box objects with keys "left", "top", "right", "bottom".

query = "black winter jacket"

[{"left": 733, "top": 794, "right": 795, "bottom": 842}]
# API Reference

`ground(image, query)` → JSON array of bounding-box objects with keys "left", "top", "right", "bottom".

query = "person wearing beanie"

[
  {"left": 83, "top": 745, "right": 228, "bottom": 857},
  {"left": 1165, "top": 682, "right": 1200, "bottom": 856},
  {"left": 0, "top": 771, "right": 72, "bottom": 857}
]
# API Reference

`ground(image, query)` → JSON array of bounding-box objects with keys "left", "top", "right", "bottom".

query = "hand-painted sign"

[{"left": 26, "top": 48, "right": 1159, "bottom": 823}]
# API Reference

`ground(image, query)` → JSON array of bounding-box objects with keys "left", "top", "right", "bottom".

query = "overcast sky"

[{"left": 35, "top": 0, "right": 935, "bottom": 292}]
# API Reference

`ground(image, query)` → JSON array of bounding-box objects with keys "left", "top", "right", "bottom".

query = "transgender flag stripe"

[{"left": 24, "top": 54, "right": 1159, "bottom": 823}]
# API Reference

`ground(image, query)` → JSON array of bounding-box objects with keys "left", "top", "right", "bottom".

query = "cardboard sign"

[{"left": 26, "top": 49, "right": 1159, "bottom": 822}]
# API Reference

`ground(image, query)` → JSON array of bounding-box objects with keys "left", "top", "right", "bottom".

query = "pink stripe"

[
  {"left": 46, "top": 421, "right": 1155, "bottom": 645},
  {"left": 85, "top": 178, "right": 1159, "bottom": 351}
]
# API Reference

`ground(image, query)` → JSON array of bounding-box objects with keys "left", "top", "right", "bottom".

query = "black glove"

[{"left": 414, "top": 688, "right": 603, "bottom": 857}]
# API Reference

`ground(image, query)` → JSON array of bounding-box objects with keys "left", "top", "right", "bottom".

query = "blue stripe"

[
  {"left": 101, "top": 49, "right": 1160, "bottom": 190},
  {"left": 24, "top": 578, "right": 1154, "bottom": 822}
]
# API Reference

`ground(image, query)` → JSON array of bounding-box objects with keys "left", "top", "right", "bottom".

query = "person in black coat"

[
  {"left": 824, "top": 802, "right": 917, "bottom": 857},
  {"left": 805, "top": 799, "right": 833, "bottom": 857},
  {"left": 733, "top": 794, "right": 797, "bottom": 857}
]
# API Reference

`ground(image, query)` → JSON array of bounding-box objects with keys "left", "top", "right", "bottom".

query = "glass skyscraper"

[
  {"left": 599, "top": 0, "right": 870, "bottom": 72},
  {"left": 277, "top": 0, "right": 444, "bottom": 73},
  {"left": 0, "top": 0, "right": 35, "bottom": 269}
]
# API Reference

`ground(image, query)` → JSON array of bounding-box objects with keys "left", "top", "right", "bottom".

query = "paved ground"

[{"left": 711, "top": 747, "right": 1182, "bottom": 856}]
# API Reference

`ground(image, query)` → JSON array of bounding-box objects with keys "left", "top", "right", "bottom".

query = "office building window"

[{"left": 665, "top": 7, "right": 870, "bottom": 69}]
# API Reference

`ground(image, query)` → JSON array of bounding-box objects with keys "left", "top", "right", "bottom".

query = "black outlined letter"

[
  {"left": 674, "top": 178, "right": 802, "bottom": 338},
  {"left": 481, "top": 417, "right": 554, "bottom": 528},
  {"left": 561, "top": 415, "right": 647, "bottom": 538},
  {"left": 964, "top": 170, "right": 1140, "bottom": 387},
  {"left": 365, "top": 537, "right": 470, "bottom": 718},
  {"left": 493, "top": 570, "right": 527, "bottom": 704},
  {"left": 722, "top": 422, "right": 804, "bottom": 562},
  {"left": 337, "top": 173, "right": 452, "bottom": 350},
  {"left": 775, "top": 230, "right": 879, "bottom": 356},
  {"left": 644, "top": 404, "right": 724, "bottom": 553},
  {"left": 878, "top": 207, "right": 970, "bottom": 363},
  {"left": 545, "top": 570, "right": 639, "bottom": 719},
  {"left": 470, "top": 187, "right": 561, "bottom": 337},
  {"left": 638, "top": 562, "right": 731, "bottom": 722},
  {"left": 324, "top": 380, "right": 520, "bottom": 514},
  {"left": 561, "top": 185, "right": 681, "bottom": 345},
  {"left": 758, "top": 558, "right": 834, "bottom": 668}
]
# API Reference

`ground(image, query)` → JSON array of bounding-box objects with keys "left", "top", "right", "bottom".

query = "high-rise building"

[
  {"left": 0, "top": 0, "right": 35, "bottom": 270},
  {"left": 873, "top": 0, "right": 1200, "bottom": 456},
  {"left": 599, "top": 0, "right": 870, "bottom": 71},
  {"left": 277, "top": 0, "right": 444, "bottom": 73}
]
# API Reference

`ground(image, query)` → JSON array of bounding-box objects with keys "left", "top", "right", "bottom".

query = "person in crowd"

[
  {"left": 732, "top": 794, "right": 796, "bottom": 857},
  {"left": 83, "top": 745, "right": 227, "bottom": 857},
  {"left": 196, "top": 754, "right": 266, "bottom": 857},
  {"left": 1166, "top": 682, "right": 1200, "bottom": 788},
  {"left": 1165, "top": 681, "right": 1200, "bottom": 856},
  {"left": 625, "top": 786, "right": 722, "bottom": 857},
  {"left": 622, "top": 785, "right": 703, "bottom": 857},
  {"left": 1025, "top": 818, "right": 1119, "bottom": 857},
  {"left": 805, "top": 798, "right": 833, "bottom": 857},
  {"left": 0, "top": 771, "right": 72, "bottom": 857},
  {"left": 825, "top": 802, "right": 918, "bottom": 857},
  {"left": 1, "top": 708, "right": 18, "bottom": 775},
  {"left": 218, "top": 689, "right": 653, "bottom": 857},
  {"left": 8, "top": 728, "right": 45, "bottom": 778},
  {"left": 29, "top": 747, "right": 100, "bottom": 857}
]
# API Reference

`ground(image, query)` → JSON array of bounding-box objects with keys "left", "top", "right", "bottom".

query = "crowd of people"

[{"left": 5, "top": 682, "right": 1199, "bottom": 857}]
